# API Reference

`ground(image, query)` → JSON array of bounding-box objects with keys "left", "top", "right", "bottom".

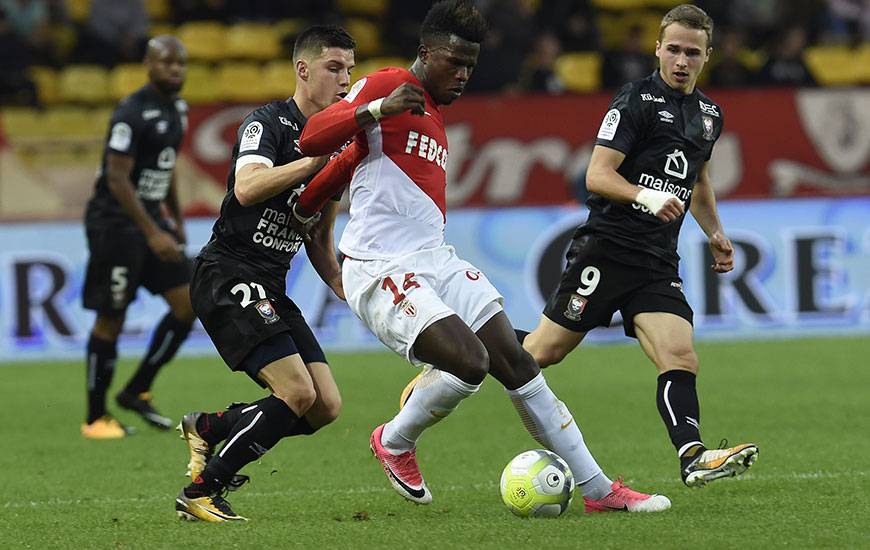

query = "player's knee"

[
  {"left": 663, "top": 345, "right": 698, "bottom": 373},
  {"left": 320, "top": 393, "right": 342, "bottom": 426},
  {"left": 171, "top": 302, "right": 196, "bottom": 324},
  {"left": 93, "top": 315, "right": 124, "bottom": 340},
  {"left": 453, "top": 341, "right": 489, "bottom": 385},
  {"left": 274, "top": 385, "right": 317, "bottom": 417}
]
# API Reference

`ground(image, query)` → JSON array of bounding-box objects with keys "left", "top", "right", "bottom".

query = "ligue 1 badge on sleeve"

[
  {"left": 702, "top": 115, "right": 714, "bottom": 141},
  {"left": 255, "top": 299, "right": 280, "bottom": 324},
  {"left": 564, "top": 293, "right": 587, "bottom": 321}
]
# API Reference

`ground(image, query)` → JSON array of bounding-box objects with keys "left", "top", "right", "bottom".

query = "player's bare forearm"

[
  {"left": 587, "top": 145, "right": 684, "bottom": 222},
  {"left": 689, "top": 166, "right": 724, "bottom": 237},
  {"left": 164, "top": 173, "right": 185, "bottom": 241},
  {"left": 105, "top": 155, "right": 161, "bottom": 238},
  {"left": 234, "top": 157, "right": 326, "bottom": 207},
  {"left": 305, "top": 201, "right": 344, "bottom": 299}
]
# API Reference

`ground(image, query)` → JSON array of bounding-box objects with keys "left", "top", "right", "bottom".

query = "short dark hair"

[
  {"left": 293, "top": 25, "right": 355, "bottom": 61},
  {"left": 659, "top": 4, "right": 713, "bottom": 48},
  {"left": 420, "top": 0, "right": 487, "bottom": 45}
]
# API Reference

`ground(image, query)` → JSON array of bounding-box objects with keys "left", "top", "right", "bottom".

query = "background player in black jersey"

[
  {"left": 81, "top": 36, "right": 192, "bottom": 439},
  {"left": 173, "top": 26, "right": 354, "bottom": 523},
  {"left": 519, "top": 5, "right": 759, "bottom": 487}
]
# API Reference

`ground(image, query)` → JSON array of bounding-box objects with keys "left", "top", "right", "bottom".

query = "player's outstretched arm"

[
  {"left": 297, "top": 142, "right": 364, "bottom": 215},
  {"left": 304, "top": 200, "right": 344, "bottom": 301},
  {"left": 105, "top": 152, "right": 182, "bottom": 262},
  {"left": 234, "top": 156, "right": 328, "bottom": 207},
  {"left": 586, "top": 145, "right": 685, "bottom": 222},
  {"left": 300, "top": 83, "right": 426, "bottom": 156},
  {"left": 163, "top": 172, "right": 186, "bottom": 244},
  {"left": 690, "top": 162, "right": 734, "bottom": 273}
]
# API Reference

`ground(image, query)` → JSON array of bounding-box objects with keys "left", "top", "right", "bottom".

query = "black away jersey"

[
  {"left": 85, "top": 85, "right": 187, "bottom": 229},
  {"left": 583, "top": 71, "right": 723, "bottom": 270},
  {"left": 200, "top": 99, "right": 319, "bottom": 287}
]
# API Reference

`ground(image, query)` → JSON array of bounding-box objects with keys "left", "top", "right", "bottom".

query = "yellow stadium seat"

[
  {"left": 804, "top": 46, "right": 859, "bottom": 87},
  {"left": 59, "top": 65, "right": 109, "bottom": 104},
  {"left": 182, "top": 63, "right": 220, "bottom": 105},
  {"left": 43, "top": 106, "right": 98, "bottom": 137},
  {"left": 338, "top": 0, "right": 387, "bottom": 17},
  {"left": 555, "top": 52, "right": 602, "bottom": 93},
  {"left": 1, "top": 108, "right": 43, "bottom": 139},
  {"left": 66, "top": 0, "right": 91, "bottom": 23},
  {"left": 177, "top": 21, "right": 227, "bottom": 62},
  {"left": 217, "top": 62, "right": 272, "bottom": 103},
  {"left": 225, "top": 23, "right": 282, "bottom": 60},
  {"left": 591, "top": 0, "right": 646, "bottom": 9},
  {"left": 859, "top": 44, "right": 870, "bottom": 84},
  {"left": 644, "top": 0, "right": 682, "bottom": 7},
  {"left": 29, "top": 66, "right": 60, "bottom": 105},
  {"left": 148, "top": 23, "right": 175, "bottom": 38},
  {"left": 344, "top": 18, "right": 382, "bottom": 58},
  {"left": 145, "top": 0, "right": 170, "bottom": 21},
  {"left": 110, "top": 64, "right": 148, "bottom": 100},
  {"left": 263, "top": 60, "right": 296, "bottom": 98},
  {"left": 274, "top": 19, "right": 307, "bottom": 42}
]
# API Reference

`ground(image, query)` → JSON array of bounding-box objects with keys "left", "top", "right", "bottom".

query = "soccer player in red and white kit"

[{"left": 292, "top": 0, "right": 669, "bottom": 512}]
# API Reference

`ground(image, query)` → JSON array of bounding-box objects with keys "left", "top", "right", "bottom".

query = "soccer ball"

[{"left": 500, "top": 449, "right": 574, "bottom": 518}]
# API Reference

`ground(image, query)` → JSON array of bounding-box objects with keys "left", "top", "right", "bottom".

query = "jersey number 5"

[
  {"left": 382, "top": 273, "right": 420, "bottom": 305},
  {"left": 231, "top": 282, "right": 267, "bottom": 308}
]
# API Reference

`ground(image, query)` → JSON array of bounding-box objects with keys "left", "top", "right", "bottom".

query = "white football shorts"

[{"left": 342, "top": 245, "right": 504, "bottom": 366}]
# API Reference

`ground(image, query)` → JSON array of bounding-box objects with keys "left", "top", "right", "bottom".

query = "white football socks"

[
  {"left": 507, "top": 373, "right": 613, "bottom": 499},
  {"left": 381, "top": 368, "right": 479, "bottom": 453}
]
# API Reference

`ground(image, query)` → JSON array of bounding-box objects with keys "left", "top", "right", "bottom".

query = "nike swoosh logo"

[
  {"left": 385, "top": 465, "right": 426, "bottom": 499},
  {"left": 560, "top": 419, "right": 575, "bottom": 430},
  {"left": 604, "top": 504, "right": 629, "bottom": 511}
]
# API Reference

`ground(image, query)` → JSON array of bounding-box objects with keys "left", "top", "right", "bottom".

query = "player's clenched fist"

[{"left": 381, "top": 83, "right": 426, "bottom": 116}]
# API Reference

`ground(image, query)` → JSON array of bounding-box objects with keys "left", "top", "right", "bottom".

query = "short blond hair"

[{"left": 659, "top": 4, "right": 713, "bottom": 48}]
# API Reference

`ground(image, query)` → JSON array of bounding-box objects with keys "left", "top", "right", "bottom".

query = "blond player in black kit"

[{"left": 518, "top": 5, "right": 759, "bottom": 489}]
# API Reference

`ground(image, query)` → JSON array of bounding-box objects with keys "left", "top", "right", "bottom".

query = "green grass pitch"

[{"left": 1, "top": 337, "right": 868, "bottom": 548}]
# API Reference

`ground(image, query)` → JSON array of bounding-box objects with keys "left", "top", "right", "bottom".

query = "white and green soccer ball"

[{"left": 500, "top": 449, "right": 574, "bottom": 518}]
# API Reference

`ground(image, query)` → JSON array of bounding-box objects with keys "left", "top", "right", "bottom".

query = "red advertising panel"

[{"left": 181, "top": 88, "right": 868, "bottom": 211}]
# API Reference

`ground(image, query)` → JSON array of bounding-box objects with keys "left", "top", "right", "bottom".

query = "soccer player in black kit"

[
  {"left": 520, "top": 5, "right": 759, "bottom": 487},
  {"left": 173, "top": 26, "right": 355, "bottom": 523},
  {"left": 81, "top": 36, "right": 192, "bottom": 439}
]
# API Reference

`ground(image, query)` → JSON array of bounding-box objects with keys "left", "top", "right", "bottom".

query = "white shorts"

[{"left": 342, "top": 245, "right": 504, "bottom": 366}]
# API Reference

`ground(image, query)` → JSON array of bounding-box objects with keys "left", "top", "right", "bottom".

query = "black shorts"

[
  {"left": 190, "top": 256, "right": 326, "bottom": 383},
  {"left": 542, "top": 234, "right": 693, "bottom": 338},
  {"left": 82, "top": 227, "right": 191, "bottom": 314}
]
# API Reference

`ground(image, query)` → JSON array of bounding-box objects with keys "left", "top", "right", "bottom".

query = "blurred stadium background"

[
  {"left": 1, "top": 1, "right": 869, "bottom": 546},
  {"left": 1, "top": 0, "right": 867, "bottom": 360}
]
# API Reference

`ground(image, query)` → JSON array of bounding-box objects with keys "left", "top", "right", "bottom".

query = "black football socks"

[
  {"left": 185, "top": 395, "right": 300, "bottom": 497},
  {"left": 86, "top": 335, "right": 118, "bottom": 423},
  {"left": 124, "top": 313, "right": 192, "bottom": 395},
  {"left": 656, "top": 370, "right": 706, "bottom": 465}
]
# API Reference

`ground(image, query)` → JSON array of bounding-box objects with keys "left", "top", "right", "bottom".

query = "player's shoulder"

[
  {"left": 240, "top": 100, "right": 299, "bottom": 132},
  {"left": 694, "top": 88, "right": 723, "bottom": 119},
  {"left": 345, "top": 67, "right": 413, "bottom": 102}
]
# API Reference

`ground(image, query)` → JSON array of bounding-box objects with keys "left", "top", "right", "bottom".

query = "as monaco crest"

[
  {"left": 255, "top": 299, "right": 280, "bottom": 324},
  {"left": 399, "top": 298, "right": 417, "bottom": 317}
]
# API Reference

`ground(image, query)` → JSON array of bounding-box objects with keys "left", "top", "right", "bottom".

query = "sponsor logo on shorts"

[
  {"left": 466, "top": 270, "right": 480, "bottom": 281},
  {"left": 255, "top": 299, "right": 280, "bottom": 324},
  {"left": 564, "top": 293, "right": 587, "bottom": 321},
  {"left": 399, "top": 298, "right": 416, "bottom": 317},
  {"left": 670, "top": 281, "right": 683, "bottom": 291}
]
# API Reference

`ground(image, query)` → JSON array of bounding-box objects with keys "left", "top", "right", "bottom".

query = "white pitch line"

[{"left": 2, "top": 471, "right": 867, "bottom": 510}]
